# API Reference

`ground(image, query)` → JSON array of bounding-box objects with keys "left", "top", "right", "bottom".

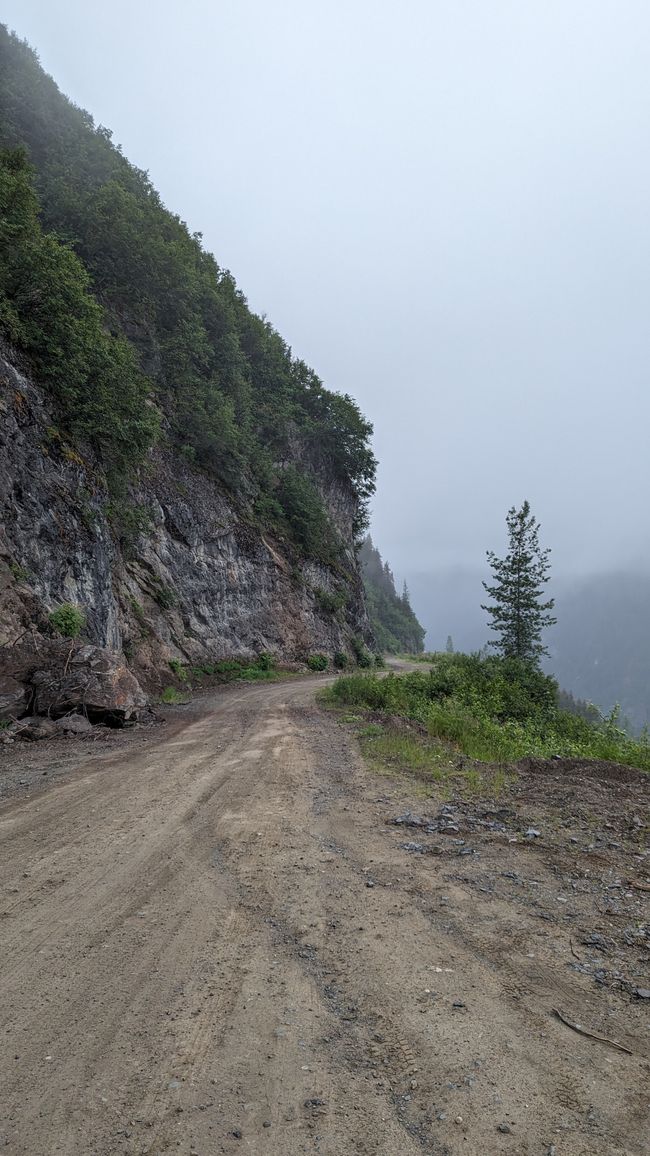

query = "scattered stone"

[
  {"left": 525, "top": 828, "right": 541, "bottom": 838},
  {"left": 392, "top": 812, "right": 426, "bottom": 828},
  {"left": 231, "top": 1129, "right": 242, "bottom": 1139},
  {"left": 454, "top": 1116, "right": 463, "bottom": 1125},
  {"left": 633, "top": 988, "right": 650, "bottom": 999},
  {"left": 304, "top": 1098, "right": 325, "bottom": 1108},
  {"left": 14, "top": 717, "right": 58, "bottom": 741},
  {"left": 262, "top": 1120, "right": 272, "bottom": 1128},
  {"left": 400, "top": 842, "right": 425, "bottom": 854},
  {"left": 54, "top": 713, "right": 94, "bottom": 735},
  {"left": 452, "top": 1000, "right": 466, "bottom": 1010},
  {"left": 366, "top": 880, "right": 375, "bottom": 888},
  {"left": 498, "top": 1123, "right": 512, "bottom": 1133}
]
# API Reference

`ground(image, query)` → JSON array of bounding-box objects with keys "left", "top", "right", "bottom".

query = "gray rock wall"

[{"left": 0, "top": 347, "right": 372, "bottom": 683}]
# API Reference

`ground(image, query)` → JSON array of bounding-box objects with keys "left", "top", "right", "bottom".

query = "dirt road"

[{"left": 0, "top": 676, "right": 648, "bottom": 1155}]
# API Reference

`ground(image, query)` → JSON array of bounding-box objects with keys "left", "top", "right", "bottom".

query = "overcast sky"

[{"left": 5, "top": 0, "right": 650, "bottom": 599}]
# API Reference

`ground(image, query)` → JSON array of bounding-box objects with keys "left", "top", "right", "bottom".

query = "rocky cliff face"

[{"left": 0, "top": 346, "right": 372, "bottom": 689}]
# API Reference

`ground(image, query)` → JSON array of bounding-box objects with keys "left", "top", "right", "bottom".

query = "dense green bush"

[
  {"left": 49, "top": 603, "right": 86, "bottom": 638},
  {"left": 333, "top": 651, "right": 349, "bottom": 669},
  {"left": 307, "top": 653, "right": 329, "bottom": 671},
  {"left": 0, "top": 148, "right": 157, "bottom": 479},
  {"left": 351, "top": 636, "right": 373, "bottom": 668}
]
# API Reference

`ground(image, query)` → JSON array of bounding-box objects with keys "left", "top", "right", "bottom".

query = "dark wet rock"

[
  {"left": 0, "top": 675, "right": 29, "bottom": 721},
  {"left": 14, "top": 716, "right": 58, "bottom": 741},
  {"left": 633, "top": 988, "right": 650, "bottom": 999}
]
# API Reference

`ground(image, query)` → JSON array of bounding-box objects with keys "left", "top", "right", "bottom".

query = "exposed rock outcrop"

[{"left": 0, "top": 345, "right": 373, "bottom": 690}]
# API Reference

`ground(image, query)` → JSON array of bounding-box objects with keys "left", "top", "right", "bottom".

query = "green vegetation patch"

[
  {"left": 324, "top": 652, "right": 650, "bottom": 772},
  {"left": 49, "top": 603, "right": 86, "bottom": 638}
]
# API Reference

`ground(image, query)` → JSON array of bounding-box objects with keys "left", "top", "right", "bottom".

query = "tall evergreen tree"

[{"left": 482, "top": 501, "right": 556, "bottom": 664}]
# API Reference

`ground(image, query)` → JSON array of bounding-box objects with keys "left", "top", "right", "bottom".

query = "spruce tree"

[{"left": 481, "top": 501, "right": 556, "bottom": 664}]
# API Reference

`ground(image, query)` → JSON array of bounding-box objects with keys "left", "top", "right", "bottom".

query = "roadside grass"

[
  {"left": 322, "top": 652, "right": 650, "bottom": 779},
  {"left": 160, "top": 686, "right": 191, "bottom": 705}
]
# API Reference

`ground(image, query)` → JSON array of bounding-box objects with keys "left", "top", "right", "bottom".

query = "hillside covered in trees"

[
  {"left": 0, "top": 26, "right": 375, "bottom": 560},
  {"left": 360, "top": 537, "right": 425, "bottom": 653},
  {"left": 0, "top": 26, "right": 382, "bottom": 677}
]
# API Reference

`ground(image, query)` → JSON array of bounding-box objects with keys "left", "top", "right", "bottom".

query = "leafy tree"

[{"left": 481, "top": 501, "right": 556, "bottom": 665}]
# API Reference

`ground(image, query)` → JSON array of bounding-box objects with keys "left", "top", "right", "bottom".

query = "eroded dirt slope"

[{"left": 0, "top": 677, "right": 648, "bottom": 1155}]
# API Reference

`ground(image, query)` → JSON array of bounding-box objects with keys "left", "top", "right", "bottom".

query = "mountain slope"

[
  {"left": 359, "top": 537, "right": 425, "bottom": 653},
  {"left": 0, "top": 27, "right": 377, "bottom": 676}
]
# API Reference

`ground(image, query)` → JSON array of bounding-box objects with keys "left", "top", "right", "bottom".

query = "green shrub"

[
  {"left": 333, "top": 651, "right": 349, "bottom": 669},
  {"left": 154, "top": 584, "right": 178, "bottom": 610},
  {"left": 168, "top": 658, "right": 189, "bottom": 681},
  {"left": 351, "top": 636, "right": 373, "bottom": 668},
  {"left": 373, "top": 652, "right": 386, "bottom": 668},
  {"left": 256, "top": 651, "right": 274, "bottom": 671},
  {"left": 49, "top": 603, "right": 86, "bottom": 638},
  {"left": 9, "top": 562, "right": 28, "bottom": 582},
  {"left": 315, "top": 588, "right": 346, "bottom": 614},
  {"left": 160, "top": 686, "right": 188, "bottom": 704},
  {"left": 307, "top": 653, "right": 329, "bottom": 671}
]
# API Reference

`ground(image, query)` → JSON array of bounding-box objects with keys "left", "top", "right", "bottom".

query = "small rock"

[
  {"left": 366, "top": 880, "right": 375, "bottom": 888},
  {"left": 262, "top": 1120, "right": 272, "bottom": 1128},
  {"left": 231, "top": 1129, "right": 242, "bottom": 1139},
  {"left": 54, "top": 713, "right": 93, "bottom": 734},
  {"left": 498, "top": 1123, "right": 512, "bottom": 1133},
  {"left": 15, "top": 717, "right": 58, "bottom": 741},
  {"left": 525, "top": 828, "right": 541, "bottom": 838},
  {"left": 452, "top": 1000, "right": 466, "bottom": 1010},
  {"left": 454, "top": 1116, "right": 463, "bottom": 1125},
  {"left": 304, "top": 1098, "right": 325, "bottom": 1108},
  {"left": 634, "top": 988, "right": 650, "bottom": 999}
]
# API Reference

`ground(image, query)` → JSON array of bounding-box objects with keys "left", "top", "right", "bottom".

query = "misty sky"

[{"left": 5, "top": 1, "right": 650, "bottom": 610}]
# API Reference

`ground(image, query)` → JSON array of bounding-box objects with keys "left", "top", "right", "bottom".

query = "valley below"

[{"left": 0, "top": 673, "right": 648, "bottom": 1156}]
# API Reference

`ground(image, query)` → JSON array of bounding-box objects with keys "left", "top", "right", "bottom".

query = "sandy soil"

[{"left": 0, "top": 675, "right": 647, "bottom": 1155}]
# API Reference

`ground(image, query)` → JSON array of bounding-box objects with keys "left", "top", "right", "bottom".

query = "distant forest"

[
  {"left": 0, "top": 26, "right": 375, "bottom": 565},
  {"left": 360, "top": 538, "right": 425, "bottom": 653}
]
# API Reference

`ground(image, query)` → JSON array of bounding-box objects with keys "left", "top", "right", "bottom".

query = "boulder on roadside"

[
  {"left": 0, "top": 675, "right": 29, "bottom": 722},
  {"left": 31, "top": 644, "right": 148, "bottom": 725}
]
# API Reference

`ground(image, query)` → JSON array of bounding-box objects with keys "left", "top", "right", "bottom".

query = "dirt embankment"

[{"left": 0, "top": 676, "right": 647, "bottom": 1155}]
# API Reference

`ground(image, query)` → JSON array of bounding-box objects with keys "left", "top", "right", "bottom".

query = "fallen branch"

[
  {"left": 569, "top": 939, "right": 582, "bottom": 961},
  {"left": 552, "top": 1007, "right": 633, "bottom": 1055}
]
